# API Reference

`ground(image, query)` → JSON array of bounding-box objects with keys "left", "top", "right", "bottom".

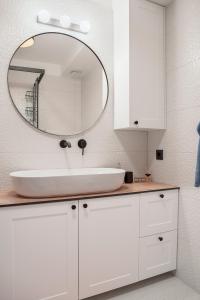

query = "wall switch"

[{"left": 156, "top": 149, "right": 163, "bottom": 160}]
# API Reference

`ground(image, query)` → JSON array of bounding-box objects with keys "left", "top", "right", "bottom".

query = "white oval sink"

[{"left": 10, "top": 168, "right": 125, "bottom": 198}]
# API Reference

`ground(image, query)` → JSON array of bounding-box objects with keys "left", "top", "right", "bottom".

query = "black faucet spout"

[{"left": 60, "top": 140, "right": 71, "bottom": 148}]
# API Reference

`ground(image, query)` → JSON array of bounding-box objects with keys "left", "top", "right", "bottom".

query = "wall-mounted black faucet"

[
  {"left": 59, "top": 140, "right": 72, "bottom": 148},
  {"left": 78, "top": 139, "right": 87, "bottom": 155}
]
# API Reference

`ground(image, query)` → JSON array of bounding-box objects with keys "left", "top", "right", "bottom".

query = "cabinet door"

[
  {"left": 132, "top": 0, "right": 165, "bottom": 129},
  {"left": 79, "top": 195, "right": 139, "bottom": 299},
  {"left": 140, "top": 190, "right": 178, "bottom": 237},
  {"left": 139, "top": 230, "right": 177, "bottom": 280},
  {"left": 0, "top": 201, "right": 78, "bottom": 300}
]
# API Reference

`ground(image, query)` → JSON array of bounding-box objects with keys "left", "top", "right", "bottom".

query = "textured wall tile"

[
  {"left": 148, "top": 151, "right": 196, "bottom": 187},
  {"left": 166, "top": 0, "right": 200, "bottom": 71},
  {"left": 167, "top": 61, "right": 200, "bottom": 112},
  {"left": 148, "top": 108, "right": 200, "bottom": 154}
]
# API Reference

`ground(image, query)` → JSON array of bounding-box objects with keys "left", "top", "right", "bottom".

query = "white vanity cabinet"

[
  {"left": 0, "top": 201, "right": 79, "bottom": 300},
  {"left": 79, "top": 196, "right": 139, "bottom": 299},
  {"left": 0, "top": 189, "right": 178, "bottom": 300},
  {"left": 113, "top": 0, "right": 165, "bottom": 130}
]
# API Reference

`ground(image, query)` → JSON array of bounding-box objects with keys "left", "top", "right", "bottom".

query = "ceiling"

[
  {"left": 90, "top": 0, "right": 173, "bottom": 8},
  {"left": 14, "top": 34, "right": 82, "bottom": 66},
  {"left": 12, "top": 34, "right": 101, "bottom": 77}
]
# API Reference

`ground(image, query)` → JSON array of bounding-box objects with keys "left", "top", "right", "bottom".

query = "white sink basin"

[{"left": 10, "top": 168, "right": 125, "bottom": 198}]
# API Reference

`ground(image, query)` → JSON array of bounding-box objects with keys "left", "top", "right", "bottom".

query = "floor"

[{"left": 87, "top": 274, "right": 200, "bottom": 300}]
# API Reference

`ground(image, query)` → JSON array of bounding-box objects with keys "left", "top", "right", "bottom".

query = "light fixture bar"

[{"left": 37, "top": 10, "right": 90, "bottom": 34}]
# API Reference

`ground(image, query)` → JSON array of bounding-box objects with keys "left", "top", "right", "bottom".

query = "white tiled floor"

[{"left": 87, "top": 274, "right": 200, "bottom": 300}]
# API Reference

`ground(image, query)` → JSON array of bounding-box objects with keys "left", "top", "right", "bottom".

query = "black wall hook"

[{"left": 78, "top": 139, "right": 87, "bottom": 155}]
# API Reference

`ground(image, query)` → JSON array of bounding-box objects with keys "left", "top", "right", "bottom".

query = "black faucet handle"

[
  {"left": 78, "top": 139, "right": 87, "bottom": 155},
  {"left": 60, "top": 140, "right": 71, "bottom": 148}
]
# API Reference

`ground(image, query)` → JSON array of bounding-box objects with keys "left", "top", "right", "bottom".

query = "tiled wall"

[
  {"left": 148, "top": 0, "right": 200, "bottom": 293},
  {"left": 0, "top": 0, "right": 147, "bottom": 191}
]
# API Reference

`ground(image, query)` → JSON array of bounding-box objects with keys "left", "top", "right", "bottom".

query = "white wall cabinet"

[
  {"left": 113, "top": 0, "right": 165, "bottom": 130},
  {"left": 0, "top": 190, "right": 178, "bottom": 300},
  {"left": 79, "top": 196, "right": 139, "bottom": 299}
]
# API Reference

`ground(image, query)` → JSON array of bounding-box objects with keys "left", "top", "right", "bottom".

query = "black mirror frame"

[{"left": 7, "top": 32, "right": 109, "bottom": 137}]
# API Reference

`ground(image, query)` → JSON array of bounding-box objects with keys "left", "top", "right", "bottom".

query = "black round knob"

[
  {"left": 160, "top": 194, "right": 165, "bottom": 198},
  {"left": 83, "top": 203, "right": 88, "bottom": 209},
  {"left": 60, "top": 140, "right": 67, "bottom": 148},
  {"left": 134, "top": 121, "right": 139, "bottom": 125},
  {"left": 71, "top": 205, "right": 76, "bottom": 210},
  {"left": 78, "top": 139, "right": 87, "bottom": 149},
  {"left": 158, "top": 237, "right": 163, "bottom": 241}
]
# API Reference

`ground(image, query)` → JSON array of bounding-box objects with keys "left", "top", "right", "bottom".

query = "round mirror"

[{"left": 7, "top": 33, "right": 109, "bottom": 136}]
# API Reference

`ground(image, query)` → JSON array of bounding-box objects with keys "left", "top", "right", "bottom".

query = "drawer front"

[
  {"left": 139, "top": 230, "right": 177, "bottom": 281},
  {"left": 140, "top": 190, "right": 178, "bottom": 236}
]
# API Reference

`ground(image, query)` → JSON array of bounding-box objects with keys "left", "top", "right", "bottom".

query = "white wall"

[
  {"left": 148, "top": 0, "right": 200, "bottom": 293},
  {"left": 0, "top": 0, "right": 147, "bottom": 191}
]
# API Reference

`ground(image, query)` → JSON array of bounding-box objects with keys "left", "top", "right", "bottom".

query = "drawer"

[
  {"left": 139, "top": 230, "right": 177, "bottom": 281},
  {"left": 140, "top": 190, "right": 178, "bottom": 236}
]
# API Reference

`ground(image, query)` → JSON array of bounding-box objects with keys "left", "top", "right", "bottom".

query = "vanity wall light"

[{"left": 37, "top": 10, "right": 91, "bottom": 34}]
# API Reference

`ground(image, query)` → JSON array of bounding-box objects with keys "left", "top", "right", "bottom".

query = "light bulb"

[
  {"left": 38, "top": 10, "right": 50, "bottom": 23},
  {"left": 60, "top": 15, "right": 71, "bottom": 28},
  {"left": 20, "top": 38, "right": 34, "bottom": 48},
  {"left": 80, "top": 21, "right": 91, "bottom": 33}
]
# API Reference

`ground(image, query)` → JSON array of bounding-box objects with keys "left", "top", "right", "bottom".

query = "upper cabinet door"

[
  {"left": 132, "top": 0, "right": 165, "bottom": 129},
  {"left": 0, "top": 202, "right": 78, "bottom": 300},
  {"left": 79, "top": 195, "right": 139, "bottom": 299},
  {"left": 114, "top": 0, "right": 165, "bottom": 130}
]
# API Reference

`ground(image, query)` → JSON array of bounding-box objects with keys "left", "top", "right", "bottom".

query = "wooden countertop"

[{"left": 0, "top": 182, "right": 179, "bottom": 207}]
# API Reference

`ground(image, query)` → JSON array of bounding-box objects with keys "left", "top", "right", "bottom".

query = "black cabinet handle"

[
  {"left": 160, "top": 194, "right": 165, "bottom": 198},
  {"left": 158, "top": 237, "right": 163, "bottom": 241},
  {"left": 83, "top": 203, "right": 88, "bottom": 209},
  {"left": 71, "top": 205, "right": 76, "bottom": 210},
  {"left": 134, "top": 121, "right": 139, "bottom": 125}
]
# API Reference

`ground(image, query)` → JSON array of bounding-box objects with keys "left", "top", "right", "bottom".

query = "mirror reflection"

[{"left": 8, "top": 33, "right": 109, "bottom": 136}]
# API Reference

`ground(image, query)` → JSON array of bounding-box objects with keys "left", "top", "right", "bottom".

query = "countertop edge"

[{"left": 0, "top": 183, "right": 180, "bottom": 208}]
